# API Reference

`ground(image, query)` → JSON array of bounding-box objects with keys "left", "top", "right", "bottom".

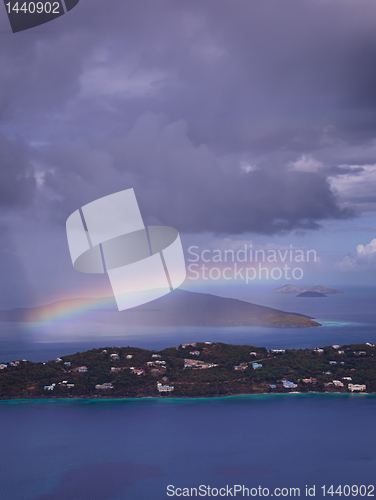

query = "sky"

[{"left": 1, "top": 0, "right": 376, "bottom": 308}]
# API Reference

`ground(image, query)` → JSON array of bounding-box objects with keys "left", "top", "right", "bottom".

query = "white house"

[
  {"left": 44, "top": 383, "right": 56, "bottom": 391},
  {"left": 283, "top": 381, "right": 297, "bottom": 389},
  {"left": 348, "top": 384, "right": 366, "bottom": 392},
  {"left": 333, "top": 380, "right": 344, "bottom": 387},
  {"left": 95, "top": 383, "right": 113, "bottom": 389},
  {"left": 157, "top": 382, "right": 174, "bottom": 392}
]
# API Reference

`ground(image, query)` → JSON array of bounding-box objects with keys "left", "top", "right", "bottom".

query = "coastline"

[{"left": 1, "top": 392, "right": 375, "bottom": 404}]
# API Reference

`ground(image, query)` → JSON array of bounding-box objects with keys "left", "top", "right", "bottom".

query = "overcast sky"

[{"left": 1, "top": 0, "right": 376, "bottom": 307}]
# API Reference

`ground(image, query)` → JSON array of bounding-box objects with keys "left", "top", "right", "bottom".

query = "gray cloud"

[
  {"left": 33, "top": 113, "right": 352, "bottom": 234},
  {"left": 0, "top": 133, "right": 35, "bottom": 207},
  {"left": 2, "top": 0, "right": 376, "bottom": 234}
]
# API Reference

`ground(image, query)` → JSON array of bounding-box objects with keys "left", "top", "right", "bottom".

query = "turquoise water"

[{"left": 0, "top": 395, "right": 375, "bottom": 499}]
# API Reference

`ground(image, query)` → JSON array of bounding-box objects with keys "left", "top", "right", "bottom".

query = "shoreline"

[{"left": 1, "top": 392, "right": 375, "bottom": 404}]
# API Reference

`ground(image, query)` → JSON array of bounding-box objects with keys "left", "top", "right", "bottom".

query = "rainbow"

[
  {"left": 23, "top": 295, "right": 116, "bottom": 328},
  {"left": 22, "top": 259, "right": 305, "bottom": 330}
]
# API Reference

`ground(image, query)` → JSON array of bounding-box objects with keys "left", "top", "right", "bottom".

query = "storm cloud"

[{"left": 2, "top": 0, "right": 376, "bottom": 234}]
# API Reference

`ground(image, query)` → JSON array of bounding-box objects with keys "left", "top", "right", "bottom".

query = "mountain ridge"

[{"left": 0, "top": 289, "right": 321, "bottom": 328}]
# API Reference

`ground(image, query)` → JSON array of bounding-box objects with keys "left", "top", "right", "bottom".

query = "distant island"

[
  {"left": 297, "top": 291, "right": 326, "bottom": 298},
  {"left": 272, "top": 285, "right": 344, "bottom": 294},
  {"left": 0, "top": 342, "right": 374, "bottom": 399},
  {"left": 0, "top": 289, "right": 321, "bottom": 328}
]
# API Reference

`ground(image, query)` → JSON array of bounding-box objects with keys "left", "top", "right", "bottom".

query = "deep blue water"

[
  {"left": 0, "top": 395, "right": 375, "bottom": 500},
  {"left": 0, "top": 287, "right": 375, "bottom": 499}
]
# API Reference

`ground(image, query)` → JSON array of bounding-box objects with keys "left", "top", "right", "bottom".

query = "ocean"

[
  {"left": 0, "top": 395, "right": 375, "bottom": 500},
  {"left": 0, "top": 286, "right": 375, "bottom": 499}
]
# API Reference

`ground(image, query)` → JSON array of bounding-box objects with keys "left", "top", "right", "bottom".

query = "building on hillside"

[
  {"left": 157, "top": 382, "right": 174, "bottom": 392},
  {"left": 333, "top": 380, "right": 344, "bottom": 387},
  {"left": 131, "top": 369, "right": 145, "bottom": 376},
  {"left": 95, "top": 383, "right": 113, "bottom": 390},
  {"left": 44, "top": 384, "right": 56, "bottom": 391},
  {"left": 77, "top": 366, "right": 87, "bottom": 373},
  {"left": 252, "top": 362, "right": 263, "bottom": 369},
  {"left": 348, "top": 384, "right": 366, "bottom": 392},
  {"left": 283, "top": 381, "right": 297, "bottom": 389},
  {"left": 302, "top": 377, "right": 317, "bottom": 384},
  {"left": 184, "top": 359, "right": 216, "bottom": 369},
  {"left": 234, "top": 363, "right": 248, "bottom": 371}
]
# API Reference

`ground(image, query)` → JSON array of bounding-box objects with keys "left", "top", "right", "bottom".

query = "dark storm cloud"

[
  {"left": 33, "top": 113, "right": 352, "bottom": 234},
  {"left": 0, "top": 133, "right": 35, "bottom": 207},
  {"left": 1, "top": 0, "right": 376, "bottom": 232}
]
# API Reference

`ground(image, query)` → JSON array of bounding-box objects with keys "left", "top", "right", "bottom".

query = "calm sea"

[
  {"left": 0, "top": 395, "right": 375, "bottom": 500},
  {"left": 0, "top": 286, "right": 375, "bottom": 499}
]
